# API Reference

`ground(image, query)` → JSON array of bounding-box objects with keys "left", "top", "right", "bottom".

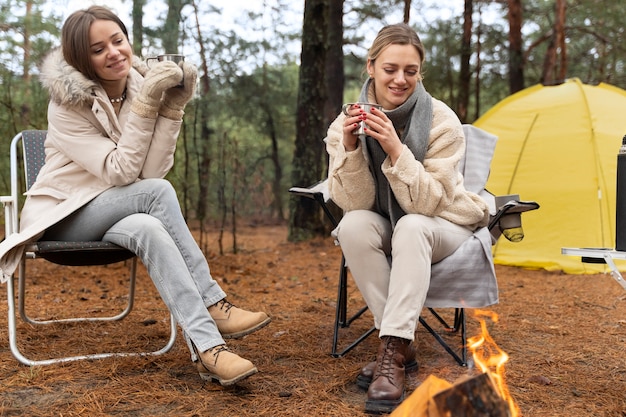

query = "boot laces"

[
  {"left": 214, "top": 299, "right": 235, "bottom": 314},
  {"left": 210, "top": 344, "right": 229, "bottom": 360},
  {"left": 196, "top": 343, "right": 230, "bottom": 370},
  {"left": 373, "top": 337, "right": 401, "bottom": 386}
]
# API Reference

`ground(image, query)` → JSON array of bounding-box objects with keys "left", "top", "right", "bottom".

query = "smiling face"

[
  {"left": 366, "top": 43, "right": 422, "bottom": 110},
  {"left": 88, "top": 19, "right": 132, "bottom": 84}
]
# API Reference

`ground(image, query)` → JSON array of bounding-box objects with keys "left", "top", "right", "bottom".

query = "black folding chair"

[{"left": 290, "top": 125, "right": 539, "bottom": 364}]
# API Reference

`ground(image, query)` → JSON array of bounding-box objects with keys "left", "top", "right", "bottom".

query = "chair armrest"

[
  {"left": 289, "top": 179, "right": 341, "bottom": 228},
  {"left": 1, "top": 195, "right": 19, "bottom": 237},
  {"left": 289, "top": 179, "right": 329, "bottom": 202}
]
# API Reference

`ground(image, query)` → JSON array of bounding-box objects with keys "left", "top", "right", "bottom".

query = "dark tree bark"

[
  {"left": 541, "top": 31, "right": 557, "bottom": 85},
  {"left": 323, "top": 0, "right": 344, "bottom": 131},
  {"left": 264, "top": 99, "right": 285, "bottom": 220},
  {"left": 288, "top": 0, "right": 329, "bottom": 241},
  {"left": 457, "top": 0, "right": 473, "bottom": 123},
  {"left": 403, "top": 0, "right": 411, "bottom": 23},
  {"left": 190, "top": 0, "right": 213, "bottom": 251},
  {"left": 542, "top": 0, "right": 567, "bottom": 85},
  {"left": 162, "top": 0, "right": 184, "bottom": 53},
  {"left": 555, "top": 0, "right": 567, "bottom": 82},
  {"left": 131, "top": 0, "right": 145, "bottom": 57},
  {"left": 508, "top": 0, "right": 524, "bottom": 93}
]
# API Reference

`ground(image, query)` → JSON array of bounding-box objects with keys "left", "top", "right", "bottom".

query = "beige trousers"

[{"left": 335, "top": 210, "right": 473, "bottom": 341}]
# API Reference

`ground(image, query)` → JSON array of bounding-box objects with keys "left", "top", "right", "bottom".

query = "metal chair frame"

[
  {"left": 290, "top": 182, "right": 538, "bottom": 364},
  {"left": 290, "top": 123, "right": 540, "bottom": 365},
  {"left": 2, "top": 130, "right": 177, "bottom": 366}
]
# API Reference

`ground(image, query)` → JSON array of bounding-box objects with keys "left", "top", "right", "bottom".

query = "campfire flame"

[{"left": 468, "top": 309, "right": 521, "bottom": 417}]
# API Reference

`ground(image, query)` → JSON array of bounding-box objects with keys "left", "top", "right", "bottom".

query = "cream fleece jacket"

[{"left": 325, "top": 97, "right": 489, "bottom": 230}]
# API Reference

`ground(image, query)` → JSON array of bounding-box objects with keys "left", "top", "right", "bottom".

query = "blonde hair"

[{"left": 368, "top": 23, "right": 425, "bottom": 65}]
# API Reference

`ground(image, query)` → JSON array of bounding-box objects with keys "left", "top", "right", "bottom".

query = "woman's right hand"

[
  {"left": 131, "top": 61, "right": 183, "bottom": 119},
  {"left": 342, "top": 103, "right": 365, "bottom": 151}
]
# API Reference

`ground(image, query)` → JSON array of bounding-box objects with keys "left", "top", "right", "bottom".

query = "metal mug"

[
  {"left": 146, "top": 54, "right": 185, "bottom": 87},
  {"left": 342, "top": 102, "right": 383, "bottom": 136}
]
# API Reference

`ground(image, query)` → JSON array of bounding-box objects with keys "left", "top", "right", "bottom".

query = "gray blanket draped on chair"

[{"left": 425, "top": 125, "right": 498, "bottom": 308}]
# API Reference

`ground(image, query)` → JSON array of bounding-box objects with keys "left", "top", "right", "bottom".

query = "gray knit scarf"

[{"left": 358, "top": 78, "right": 433, "bottom": 226}]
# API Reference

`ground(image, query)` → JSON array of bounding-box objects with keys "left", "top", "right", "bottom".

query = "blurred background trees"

[{"left": 1, "top": 0, "right": 625, "bottom": 247}]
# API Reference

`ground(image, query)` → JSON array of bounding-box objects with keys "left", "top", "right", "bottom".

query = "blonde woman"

[{"left": 326, "top": 23, "right": 489, "bottom": 413}]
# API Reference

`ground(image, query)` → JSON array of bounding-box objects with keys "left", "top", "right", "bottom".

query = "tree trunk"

[
  {"left": 190, "top": 0, "right": 213, "bottom": 251},
  {"left": 457, "top": 0, "right": 472, "bottom": 123},
  {"left": 403, "top": 0, "right": 411, "bottom": 23},
  {"left": 508, "top": 0, "right": 524, "bottom": 93},
  {"left": 288, "top": 0, "right": 329, "bottom": 241},
  {"left": 264, "top": 98, "right": 285, "bottom": 220},
  {"left": 542, "top": 0, "right": 567, "bottom": 85},
  {"left": 555, "top": 0, "right": 567, "bottom": 82},
  {"left": 131, "top": 0, "right": 145, "bottom": 57},
  {"left": 162, "top": 0, "right": 183, "bottom": 53},
  {"left": 323, "top": 0, "right": 344, "bottom": 131}
]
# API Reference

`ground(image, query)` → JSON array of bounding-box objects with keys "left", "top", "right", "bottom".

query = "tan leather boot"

[
  {"left": 196, "top": 344, "right": 258, "bottom": 386},
  {"left": 356, "top": 341, "right": 417, "bottom": 390},
  {"left": 365, "top": 336, "right": 413, "bottom": 414},
  {"left": 208, "top": 299, "right": 271, "bottom": 339}
]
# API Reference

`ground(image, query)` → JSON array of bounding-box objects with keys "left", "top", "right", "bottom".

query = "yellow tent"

[{"left": 474, "top": 78, "right": 626, "bottom": 274}]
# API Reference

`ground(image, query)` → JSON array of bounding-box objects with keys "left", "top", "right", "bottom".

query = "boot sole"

[
  {"left": 364, "top": 393, "right": 404, "bottom": 415},
  {"left": 356, "top": 359, "right": 418, "bottom": 390},
  {"left": 221, "top": 317, "right": 272, "bottom": 339},
  {"left": 199, "top": 366, "right": 258, "bottom": 386}
]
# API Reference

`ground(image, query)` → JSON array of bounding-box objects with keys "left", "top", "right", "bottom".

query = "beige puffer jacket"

[{"left": 0, "top": 49, "right": 182, "bottom": 282}]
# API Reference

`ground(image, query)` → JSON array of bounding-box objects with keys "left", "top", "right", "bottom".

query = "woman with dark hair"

[
  {"left": 326, "top": 23, "right": 489, "bottom": 413},
  {"left": 0, "top": 6, "right": 270, "bottom": 386}
]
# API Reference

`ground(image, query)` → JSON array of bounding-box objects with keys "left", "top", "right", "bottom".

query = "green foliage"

[{"left": 1, "top": 0, "right": 625, "bottom": 227}]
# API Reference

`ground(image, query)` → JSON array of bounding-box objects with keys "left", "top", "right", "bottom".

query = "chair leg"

[
  {"left": 419, "top": 308, "right": 467, "bottom": 366},
  {"left": 18, "top": 258, "right": 138, "bottom": 324},
  {"left": 331, "top": 256, "right": 375, "bottom": 358},
  {"left": 6, "top": 258, "right": 177, "bottom": 366}
]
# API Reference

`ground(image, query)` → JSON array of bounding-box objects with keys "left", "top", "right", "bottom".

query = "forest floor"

[{"left": 0, "top": 224, "right": 625, "bottom": 416}]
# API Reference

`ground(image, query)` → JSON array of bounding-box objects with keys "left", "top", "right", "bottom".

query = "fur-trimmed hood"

[{"left": 39, "top": 48, "right": 149, "bottom": 107}]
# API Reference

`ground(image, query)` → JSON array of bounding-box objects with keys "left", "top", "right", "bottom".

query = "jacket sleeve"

[
  {"left": 46, "top": 100, "right": 159, "bottom": 186},
  {"left": 325, "top": 114, "right": 376, "bottom": 212},
  {"left": 382, "top": 99, "right": 488, "bottom": 226},
  {"left": 139, "top": 115, "right": 182, "bottom": 179}
]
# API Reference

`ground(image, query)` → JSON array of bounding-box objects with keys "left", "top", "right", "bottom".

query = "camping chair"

[
  {"left": 289, "top": 125, "right": 539, "bottom": 365},
  {"left": 1, "top": 130, "right": 177, "bottom": 366}
]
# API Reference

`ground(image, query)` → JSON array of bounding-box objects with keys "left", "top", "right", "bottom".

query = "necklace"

[{"left": 109, "top": 89, "right": 127, "bottom": 104}]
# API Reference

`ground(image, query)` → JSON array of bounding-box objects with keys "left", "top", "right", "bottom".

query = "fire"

[{"left": 468, "top": 309, "right": 521, "bottom": 417}]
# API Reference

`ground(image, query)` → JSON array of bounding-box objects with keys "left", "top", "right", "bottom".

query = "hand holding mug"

[
  {"left": 146, "top": 54, "right": 185, "bottom": 87},
  {"left": 342, "top": 102, "right": 383, "bottom": 137}
]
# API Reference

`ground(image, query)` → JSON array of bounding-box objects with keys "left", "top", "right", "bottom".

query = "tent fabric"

[{"left": 474, "top": 78, "right": 626, "bottom": 274}]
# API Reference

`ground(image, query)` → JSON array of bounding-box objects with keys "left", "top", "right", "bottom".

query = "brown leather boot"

[
  {"left": 356, "top": 342, "right": 418, "bottom": 390},
  {"left": 365, "top": 336, "right": 412, "bottom": 414}
]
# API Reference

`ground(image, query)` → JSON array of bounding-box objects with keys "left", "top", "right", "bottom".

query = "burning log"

[
  {"left": 433, "top": 372, "right": 511, "bottom": 416},
  {"left": 390, "top": 373, "right": 511, "bottom": 417}
]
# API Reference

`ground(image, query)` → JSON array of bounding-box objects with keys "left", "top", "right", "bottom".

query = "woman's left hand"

[
  {"left": 364, "top": 107, "right": 404, "bottom": 165},
  {"left": 159, "top": 62, "right": 198, "bottom": 120}
]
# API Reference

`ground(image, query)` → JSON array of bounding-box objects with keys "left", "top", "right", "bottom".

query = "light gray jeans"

[
  {"left": 335, "top": 210, "right": 473, "bottom": 341},
  {"left": 43, "top": 178, "right": 226, "bottom": 360}
]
